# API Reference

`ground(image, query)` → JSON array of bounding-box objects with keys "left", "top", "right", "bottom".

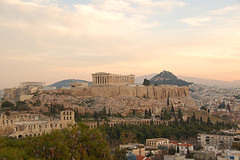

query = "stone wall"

[
  {"left": 45, "top": 85, "right": 190, "bottom": 100},
  {"left": 0, "top": 110, "right": 75, "bottom": 138}
]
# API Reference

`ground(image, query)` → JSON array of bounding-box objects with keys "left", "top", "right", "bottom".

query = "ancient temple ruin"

[{"left": 92, "top": 72, "right": 135, "bottom": 86}]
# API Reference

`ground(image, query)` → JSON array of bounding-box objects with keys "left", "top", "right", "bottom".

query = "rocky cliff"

[
  {"left": 44, "top": 85, "right": 190, "bottom": 100},
  {"left": 26, "top": 85, "right": 195, "bottom": 115}
]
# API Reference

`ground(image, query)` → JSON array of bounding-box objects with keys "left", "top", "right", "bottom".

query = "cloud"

[
  {"left": 181, "top": 17, "right": 211, "bottom": 26},
  {"left": 90, "top": 0, "right": 185, "bottom": 13},
  {"left": 209, "top": 5, "right": 238, "bottom": 15},
  {"left": 181, "top": 4, "right": 240, "bottom": 26},
  {"left": 1, "top": 0, "right": 240, "bottom": 88}
]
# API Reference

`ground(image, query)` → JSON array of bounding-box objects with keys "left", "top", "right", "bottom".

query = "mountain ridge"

[
  {"left": 150, "top": 71, "right": 192, "bottom": 86},
  {"left": 48, "top": 79, "right": 90, "bottom": 89},
  {"left": 135, "top": 73, "right": 240, "bottom": 88}
]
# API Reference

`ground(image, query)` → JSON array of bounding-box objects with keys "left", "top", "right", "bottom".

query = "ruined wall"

[
  {"left": 45, "top": 85, "right": 190, "bottom": 100},
  {"left": 0, "top": 110, "right": 75, "bottom": 138}
]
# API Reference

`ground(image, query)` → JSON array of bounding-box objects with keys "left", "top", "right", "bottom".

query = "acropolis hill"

[
  {"left": 44, "top": 72, "right": 190, "bottom": 100},
  {"left": 1, "top": 72, "right": 195, "bottom": 116},
  {"left": 45, "top": 85, "right": 190, "bottom": 100}
]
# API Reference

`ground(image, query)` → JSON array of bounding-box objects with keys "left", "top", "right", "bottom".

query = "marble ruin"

[
  {"left": 3, "top": 82, "right": 45, "bottom": 103},
  {"left": 92, "top": 72, "right": 135, "bottom": 86},
  {"left": 0, "top": 110, "right": 75, "bottom": 138}
]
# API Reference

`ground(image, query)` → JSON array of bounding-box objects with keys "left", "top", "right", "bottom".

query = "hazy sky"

[{"left": 0, "top": 0, "right": 240, "bottom": 89}]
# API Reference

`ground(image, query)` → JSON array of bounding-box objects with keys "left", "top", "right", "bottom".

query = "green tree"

[
  {"left": 144, "top": 110, "right": 149, "bottom": 118},
  {"left": 120, "top": 131, "right": 137, "bottom": 144},
  {"left": 108, "top": 107, "right": 111, "bottom": 117},
  {"left": 191, "top": 112, "right": 196, "bottom": 123},
  {"left": 143, "top": 78, "right": 150, "bottom": 86},
  {"left": 178, "top": 108, "right": 183, "bottom": 120},
  {"left": 201, "top": 106, "right": 207, "bottom": 111},
  {"left": 113, "top": 146, "right": 127, "bottom": 160},
  {"left": 200, "top": 116, "right": 203, "bottom": 124},
  {"left": 149, "top": 109, "right": 152, "bottom": 117},
  {"left": 177, "top": 145, "right": 180, "bottom": 153},
  {"left": 132, "top": 109, "right": 136, "bottom": 116},
  {"left": 171, "top": 105, "right": 175, "bottom": 113},
  {"left": 185, "top": 148, "right": 193, "bottom": 158},
  {"left": 207, "top": 117, "right": 212, "bottom": 125},
  {"left": 169, "top": 147, "right": 176, "bottom": 155},
  {"left": 0, "top": 123, "right": 111, "bottom": 160},
  {"left": 167, "top": 97, "right": 170, "bottom": 106},
  {"left": 232, "top": 142, "right": 240, "bottom": 150},
  {"left": 1, "top": 101, "right": 14, "bottom": 108}
]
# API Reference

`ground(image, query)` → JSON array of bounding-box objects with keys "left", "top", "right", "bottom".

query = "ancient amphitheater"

[{"left": 0, "top": 110, "right": 75, "bottom": 138}]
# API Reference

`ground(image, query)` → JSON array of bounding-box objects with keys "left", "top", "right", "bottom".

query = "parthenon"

[{"left": 92, "top": 72, "right": 135, "bottom": 86}]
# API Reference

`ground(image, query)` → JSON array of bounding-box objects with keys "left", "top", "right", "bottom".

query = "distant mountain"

[
  {"left": 150, "top": 71, "right": 192, "bottom": 86},
  {"left": 135, "top": 73, "right": 157, "bottom": 84},
  {"left": 48, "top": 79, "right": 90, "bottom": 89},
  {"left": 178, "top": 76, "right": 240, "bottom": 88}
]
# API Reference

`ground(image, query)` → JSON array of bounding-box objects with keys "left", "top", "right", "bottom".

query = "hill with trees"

[
  {"left": 150, "top": 70, "right": 192, "bottom": 86},
  {"left": 48, "top": 79, "right": 90, "bottom": 89}
]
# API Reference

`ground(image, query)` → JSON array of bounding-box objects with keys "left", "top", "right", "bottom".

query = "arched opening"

[{"left": 18, "top": 135, "right": 22, "bottom": 139}]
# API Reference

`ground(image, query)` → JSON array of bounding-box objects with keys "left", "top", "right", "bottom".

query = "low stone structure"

[
  {"left": 146, "top": 138, "right": 170, "bottom": 149},
  {"left": 0, "top": 110, "right": 75, "bottom": 138},
  {"left": 198, "top": 134, "right": 240, "bottom": 150},
  {"left": 3, "top": 82, "right": 45, "bottom": 103},
  {"left": 86, "top": 118, "right": 172, "bottom": 129},
  {"left": 92, "top": 72, "right": 135, "bottom": 86},
  {"left": 71, "top": 82, "right": 89, "bottom": 88}
]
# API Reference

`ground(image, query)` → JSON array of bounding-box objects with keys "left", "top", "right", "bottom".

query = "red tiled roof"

[
  {"left": 137, "top": 155, "right": 151, "bottom": 160},
  {"left": 178, "top": 143, "right": 193, "bottom": 147},
  {"left": 169, "top": 141, "right": 193, "bottom": 147}
]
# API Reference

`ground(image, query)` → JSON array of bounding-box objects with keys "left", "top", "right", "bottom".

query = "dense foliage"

[
  {"left": 100, "top": 118, "right": 234, "bottom": 144},
  {"left": 0, "top": 123, "right": 111, "bottom": 160},
  {"left": 143, "top": 78, "right": 150, "bottom": 86},
  {"left": 1, "top": 101, "right": 30, "bottom": 111}
]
